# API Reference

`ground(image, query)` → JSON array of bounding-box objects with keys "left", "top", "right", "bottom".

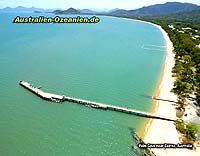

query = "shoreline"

[
  {"left": 143, "top": 22, "right": 178, "bottom": 155},
  {"left": 106, "top": 16, "right": 200, "bottom": 156},
  {"left": 140, "top": 21, "right": 200, "bottom": 156},
  {"left": 129, "top": 19, "right": 175, "bottom": 137}
]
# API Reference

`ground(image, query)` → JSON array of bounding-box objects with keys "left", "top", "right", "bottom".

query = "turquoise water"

[{"left": 0, "top": 13, "right": 165, "bottom": 156}]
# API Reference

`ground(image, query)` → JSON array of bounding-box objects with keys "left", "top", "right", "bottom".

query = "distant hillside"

[
  {"left": 109, "top": 9, "right": 128, "bottom": 15},
  {"left": 53, "top": 8, "right": 80, "bottom": 14},
  {"left": 0, "top": 6, "right": 54, "bottom": 12},
  {"left": 1, "top": 2, "right": 200, "bottom": 16},
  {"left": 110, "top": 2, "right": 200, "bottom": 15},
  {"left": 59, "top": 8, "right": 109, "bottom": 14},
  {"left": 79, "top": 9, "right": 96, "bottom": 14},
  {"left": 154, "top": 10, "right": 200, "bottom": 24}
]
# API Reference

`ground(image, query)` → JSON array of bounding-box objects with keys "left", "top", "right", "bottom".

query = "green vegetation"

[
  {"left": 175, "top": 119, "right": 200, "bottom": 145},
  {"left": 148, "top": 16, "right": 200, "bottom": 107},
  {"left": 150, "top": 20, "right": 200, "bottom": 108},
  {"left": 154, "top": 10, "right": 200, "bottom": 24},
  {"left": 143, "top": 15, "right": 200, "bottom": 147},
  {"left": 186, "top": 122, "right": 200, "bottom": 139},
  {"left": 175, "top": 119, "right": 186, "bottom": 133},
  {"left": 175, "top": 119, "right": 200, "bottom": 149}
]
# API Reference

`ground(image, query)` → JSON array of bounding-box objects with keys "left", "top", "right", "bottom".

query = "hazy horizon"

[{"left": 0, "top": 0, "right": 200, "bottom": 10}]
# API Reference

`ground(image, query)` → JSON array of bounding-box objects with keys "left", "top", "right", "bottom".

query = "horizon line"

[{"left": 0, "top": 1, "right": 199, "bottom": 11}]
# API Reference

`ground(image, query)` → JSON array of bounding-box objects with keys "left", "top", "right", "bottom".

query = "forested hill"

[
  {"left": 53, "top": 8, "right": 80, "bottom": 14},
  {"left": 110, "top": 2, "right": 200, "bottom": 15},
  {"left": 152, "top": 10, "right": 200, "bottom": 24}
]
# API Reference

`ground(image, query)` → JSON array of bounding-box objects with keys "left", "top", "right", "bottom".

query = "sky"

[{"left": 0, "top": 0, "right": 200, "bottom": 10}]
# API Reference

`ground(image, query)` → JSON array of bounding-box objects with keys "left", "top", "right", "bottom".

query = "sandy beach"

[{"left": 142, "top": 23, "right": 200, "bottom": 156}]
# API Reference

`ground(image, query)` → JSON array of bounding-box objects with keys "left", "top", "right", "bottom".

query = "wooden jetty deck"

[{"left": 19, "top": 80, "right": 175, "bottom": 121}]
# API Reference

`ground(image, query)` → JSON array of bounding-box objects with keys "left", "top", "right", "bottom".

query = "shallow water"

[{"left": 0, "top": 13, "right": 165, "bottom": 156}]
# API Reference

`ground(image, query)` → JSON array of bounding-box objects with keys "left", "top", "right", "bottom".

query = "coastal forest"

[{"left": 140, "top": 15, "right": 200, "bottom": 108}]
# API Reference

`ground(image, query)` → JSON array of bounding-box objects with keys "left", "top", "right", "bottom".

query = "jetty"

[
  {"left": 20, "top": 81, "right": 65, "bottom": 102},
  {"left": 19, "top": 80, "right": 175, "bottom": 121}
]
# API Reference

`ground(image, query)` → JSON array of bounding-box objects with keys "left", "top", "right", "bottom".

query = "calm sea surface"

[{"left": 0, "top": 13, "right": 165, "bottom": 156}]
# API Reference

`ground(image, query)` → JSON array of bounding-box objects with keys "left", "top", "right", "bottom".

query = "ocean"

[{"left": 0, "top": 13, "right": 165, "bottom": 156}]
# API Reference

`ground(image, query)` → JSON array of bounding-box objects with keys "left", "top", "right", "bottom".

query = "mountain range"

[
  {"left": 53, "top": 8, "right": 81, "bottom": 14},
  {"left": 110, "top": 2, "right": 200, "bottom": 15},
  {"left": 51, "top": 2, "right": 200, "bottom": 15},
  {"left": 0, "top": 6, "right": 55, "bottom": 13},
  {"left": 0, "top": 2, "right": 199, "bottom": 16}
]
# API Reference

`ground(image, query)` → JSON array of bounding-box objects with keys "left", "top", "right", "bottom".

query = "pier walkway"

[
  {"left": 20, "top": 81, "right": 65, "bottom": 102},
  {"left": 19, "top": 81, "right": 176, "bottom": 121}
]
